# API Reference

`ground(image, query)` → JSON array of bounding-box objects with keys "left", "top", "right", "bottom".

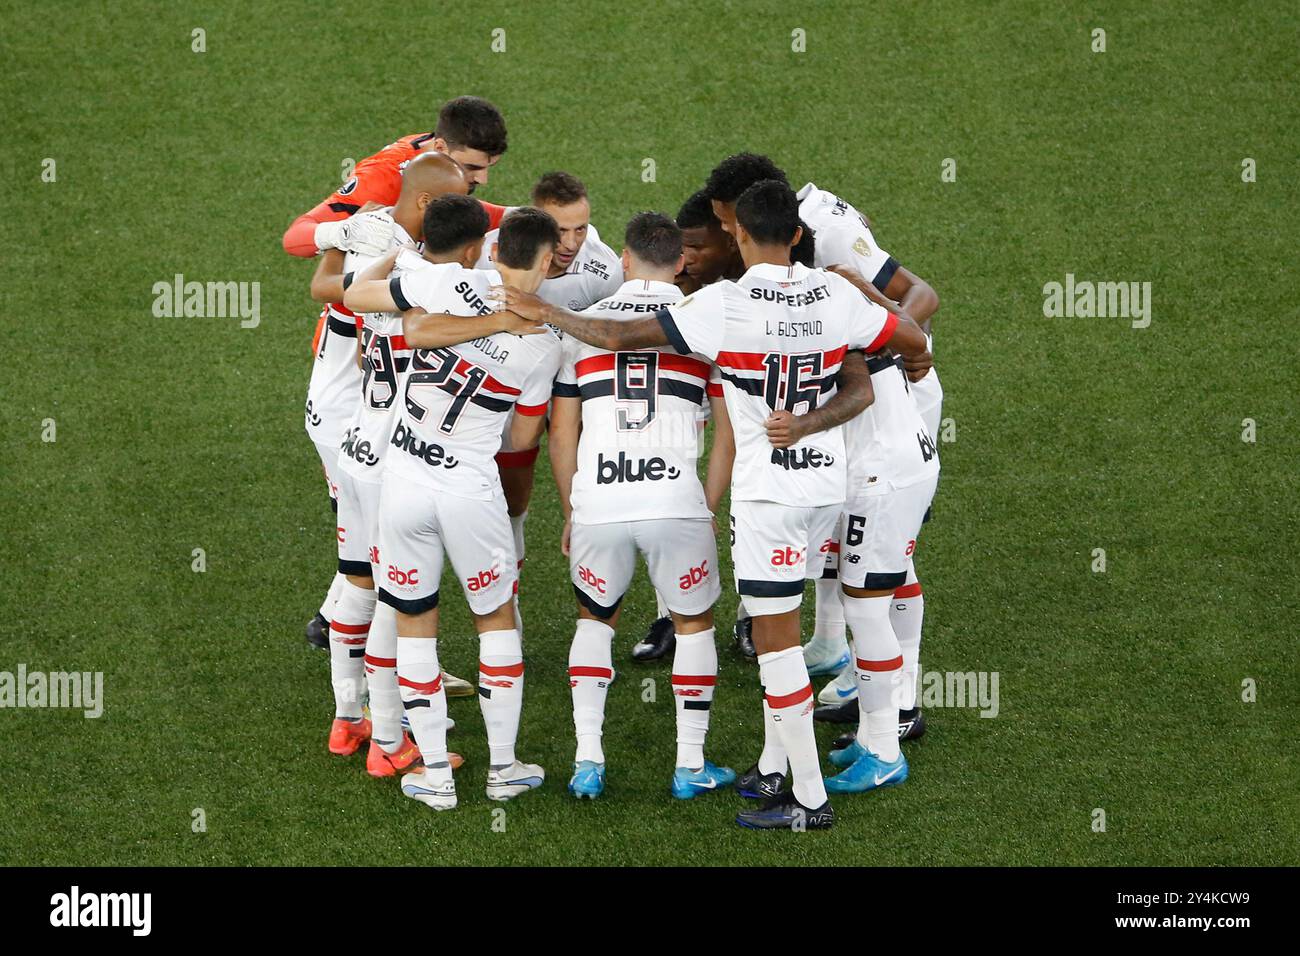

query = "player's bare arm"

[
  {"left": 309, "top": 249, "right": 347, "bottom": 304},
  {"left": 882, "top": 313, "right": 935, "bottom": 381},
  {"left": 828, "top": 261, "right": 939, "bottom": 334},
  {"left": 547, "top": 395, "right": 581, "bottom": 554},
  {"left": 498, "top": 287, "right": 669, "bottom": 351},
  {"left": 766, "top": 351, "right": 874, "bottom": 448},
  {"left": 704, "top": 395, "right": 735, "bottom": 514},
  {"left": 340, "top": 250, "right": 402, "bottom": 312},
  {"left": 881, "top": 265, "right": 940, "bottom": 330},
  {"left": 402, "top": 309, "right": 544, "bottom": 348},
  {"left": 509, "top": 407, "right": 548, "bottom": 460}
]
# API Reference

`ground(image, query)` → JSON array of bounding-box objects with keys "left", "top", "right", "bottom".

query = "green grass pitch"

[{"left": 2, "top": 0, "right": 1296, "bottom": 866}]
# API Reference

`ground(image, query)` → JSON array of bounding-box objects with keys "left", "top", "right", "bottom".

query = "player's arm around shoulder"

[
  {"left": 831, "top": 269, "right": 934, "bottom": 382},
  {"left": 499, "top": 287, "right": 668, "bottom": 352},
  {"left": 341, "top": 249, "right": 402, "bottom": 313},
  {"left": 765, "top": 350, "right": 874, "bottom": 448},
  {"left": 309, "top": 249, "right": 347, "bottom": 303}
]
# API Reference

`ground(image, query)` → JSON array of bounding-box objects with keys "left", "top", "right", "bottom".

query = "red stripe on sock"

[
  {"left": 671, "top": 674, "right": 718, "bottom": 686},
  {"left": 765, "top": 683, "right": 813, "bottom": 709},
  {"left": 857, "top": 656, "right": 904, "bottom": 672},
  {"left": 364, "top": 654, "right": 396, "bottom": 667},
  {"left": 894, "top": 583, "right": 922, "bottom": 599},
  {"left": 331, "top": 621, "right": 370, "bottom": 635},
  {"left": 569, "top": 666, "right": 612, "bottom": 679},
  {"left": 480, "top": 660, "right": 524, "bottom": 677},
  {"left": 398, "top": 674, "right": 442, "bottom": 694}
]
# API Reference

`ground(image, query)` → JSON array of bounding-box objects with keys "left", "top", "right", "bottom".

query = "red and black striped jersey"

[
  {"left": 656, "top": 263, "right": 896, "bottom": 507},
  {"left": 554, "top": 280, "right": 718, "bottom": 525},
  {"left": 384, "top": 251, "right": 561, "bottom": 500}
]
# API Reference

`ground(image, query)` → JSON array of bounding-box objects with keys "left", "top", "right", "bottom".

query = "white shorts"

[
  {"left": 335, "top": 470, "right": 381, "bottom": 577},
  {"left": 569, "top": 518, "right": 721, "bottom": 619},
  {"left": 827, "top": 475, "right": 938, "bottom": 590},
  {"left": 730, "top": 500, "right": 841, "bottom": 616},
  {"left": 376, "top": 472, "right": 518, "bottom": 617},
  {"left": 313, "top": 439, "right": 341, "bottom": 503}
]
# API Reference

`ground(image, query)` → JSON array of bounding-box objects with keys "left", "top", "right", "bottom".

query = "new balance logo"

[
  {"left": 391, "top": 422, "right": 459, "bottom": 469},
  {"left": 770, "top": 447, "right": 834, "bottom": 470},
  {"left": 596, "top": 452, "right": 680, "bottom": 484}
]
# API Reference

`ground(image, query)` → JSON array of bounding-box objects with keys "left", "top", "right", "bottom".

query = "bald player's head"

[{"left": 398, "top": 152, "right": 472, "bottom": 216}]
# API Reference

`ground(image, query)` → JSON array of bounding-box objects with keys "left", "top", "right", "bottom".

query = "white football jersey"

[
  {"left": 385, "top": 252, "right": 563, "bottom": 500},
  {"left": 845, "top": 354, "right": 939, "bottom": 496},
  {"left": 305, "top": 307, "right": 362, "bottom": 448},
  {"left": 476, "top": 222, "right": 623, "bottom": 311},
  {"left": 798, "top": 183, "right": 899, "bottom": 292},
  {"left": 657, "top": 262, "right": 897, "bottom": 507},
  {"left": 555, "top": 279, "right": 715, "bottom": 525},
  {"left": 800, "top": 183, "right": 944, "bottom": 482},
  {"left": 335, "top": 217, "right": 418, "bottom": 482}
]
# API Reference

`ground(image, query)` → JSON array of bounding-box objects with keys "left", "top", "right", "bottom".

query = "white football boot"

[{"left": 486, "top": 760, "right": 545, "bottom": 801}]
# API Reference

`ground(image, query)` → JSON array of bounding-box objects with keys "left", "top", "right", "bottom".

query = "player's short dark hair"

[
  {"left": 704, "top": 153, "right": 789, "bottom": 203},
  {"left": 421, "top": 194, "right": 490, "bottom": 253},
  {"left": 496, "top": 207, "right": 561, "bottom": 269},
  {"left": 675, "top": 190, "right": 719, "bottom": 230},
  {"left": 791, "top": 220, "right": 816, "bottom": 267},
  {"left": 624, "top": 212, "right": 682, "bottom": 268},
  {"left": 435, "top": 96, "right": 509, "bottom": 156},
  {"left": 734, "top": 179, "right": 801, "bottom": 245},
  {"left": 531, "top": 171, "right": 588, "bottom": 207}
]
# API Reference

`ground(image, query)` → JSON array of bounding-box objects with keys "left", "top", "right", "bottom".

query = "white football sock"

[
  {"left": 328, "top": 580, "right": 375, "bottom": 720},
  {"left": 397, "top": 636, "right": 451, "bottom": 783},
  {"left": 806, "top": 576, "right": 848, "bottom": 659},
  {"left": 479, "top": 629, "right": 525, "bottom": 767},
  {"left": 758, "top": 646, "right": 826, "bottom": 809},
  {"left": 655, "top": 589, "right": 670, "bottom": 621},
  {"left": 569, "top": 618, "right": 614, "bottom": 764},
  {"left": 671, "top": 628, "right": 717, "bottom": 770},
  {"left": 842, "top": 593, "right": 903, "bottom": 762},
  {"left": 319, "top": 571, "right": 345, "bottom": 622},
  {"left": 758, "top": 696, "right": 788, "bottom": 775},
  {"left": 364, "top": 602, "right": 402, "bottom": 752},
  {"left": 892, "top": 562, "right": 924, "bottom": 711}
]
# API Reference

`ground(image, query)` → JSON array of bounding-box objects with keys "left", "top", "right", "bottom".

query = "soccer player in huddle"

[
  {"left": 622, "top": 191, "right": 747, "bottom": 665},
  {"left": 501, "top": 180, "right": 933, "bottom": 829},
  {"left": 548, "top": 212, "right": 736, "bottom": 800},
  {"left": 704, "top": 154, "right": 942, "bottom": 740},
  {"left": 344, "top": 201, "right": 563, "bottom": 811},
  {"left": 308, "top": 154, "right": 542, "bottom": 774},
  {"left": 286, "top": 96, "right": 511, "bottom": 653},
  {"left": 476, "top": 172, "right": 623, "bottom": 614}
]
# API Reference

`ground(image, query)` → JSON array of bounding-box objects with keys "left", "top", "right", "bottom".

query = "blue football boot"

[
  {"left": 824, "top": 749, "right": 908, "bottom": 794},
  {"left": 568, "top": 760, "right": 606, "bottom": 799},
  {"left": 670, "top": 761, "right": 737, "bottom": 800}
]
